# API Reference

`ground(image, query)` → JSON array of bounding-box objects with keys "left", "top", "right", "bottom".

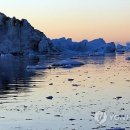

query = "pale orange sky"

[{"left": 0, "top": 0, "right": 130, "bottom": 43}]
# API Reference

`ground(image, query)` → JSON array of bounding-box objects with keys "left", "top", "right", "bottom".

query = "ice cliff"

[{"left": 0, "top": 12, "right": 51, "bottom": 55}]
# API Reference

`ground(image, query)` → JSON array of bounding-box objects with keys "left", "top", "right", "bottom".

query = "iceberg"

[
  {"left": 116, "top": 44, "right": 126, "bottom": 53},
  {"left": 85, "top": 38, "right": 106, "bottom": 53},
  {"left": 0, "top": 12, "right": 127, "bottom": 57},
  {"left": 38, "top": 37, "right": 52, "bottom": 53},
  {"left": 51, "top": 37, "right": 88, "bottom": 52},
  {"left": 126, "top": 43, "right": 130, "bottom": 52},
  {"left": 126, "top": 56, "right": 130, "bottom": 60},
  {"left": 105, "top": 42, "right": 116, "bottom": 53},
  {"left": 0, "top": 12, "right": 51, "bottom": 55},
  {"left": 51, "top": 37, "right": 116, "bottom": 56}
]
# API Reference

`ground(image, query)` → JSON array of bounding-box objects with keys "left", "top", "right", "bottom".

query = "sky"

[{"left": 0, "top": 0, "right": 130, "bottom": 43}]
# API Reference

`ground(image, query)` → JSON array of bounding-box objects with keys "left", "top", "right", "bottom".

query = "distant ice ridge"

[
  {"left": 51, "top": 37, "right": 116, "bottom": 56},
  {"left": 51, "top": 38, "right": 130, "bottom": 55}
]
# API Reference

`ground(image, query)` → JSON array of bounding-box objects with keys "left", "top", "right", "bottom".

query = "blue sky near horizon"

[{"left": 0, "top": 0, "right": 130, "bottom": 43}]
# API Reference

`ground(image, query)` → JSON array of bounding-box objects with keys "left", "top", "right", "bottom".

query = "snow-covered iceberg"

[
  {"left": 116, "top": 44, "right": 126, "bottom": 53},
  {"left": 51, "top": 37, "right": 88, "bottom": 52},
  {"left": 51, "top": 37, "right": 116, "bottom": 55},
  {"left": 105, "top": 42, "right": 116, "bottom": 53},
  {"left": 85, "top": 38, "right": 106, "bottom": 53},
  {"left": 0, "top": 12, "right": 51, "bottom": 55},
  {"left": 126, "top": 43, "right": 130, "bottom": 52}
]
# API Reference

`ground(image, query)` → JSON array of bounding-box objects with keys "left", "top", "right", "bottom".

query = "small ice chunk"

[
  {"left": 126, "top": 56, "right": 130, "bottom": 60},
  {"left": 52, "top": 59, "right": 84, "bottom": 68},
  {"left": 106, "top": 128, "right": 125, "bottom": 130},
  {"left": 26, "top": 65, "right": 47, "bottom": 70}
]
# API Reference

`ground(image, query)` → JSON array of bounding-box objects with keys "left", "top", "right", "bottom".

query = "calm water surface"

[{"left": 0, "top": 54, "right": 130, "bottom": 130}]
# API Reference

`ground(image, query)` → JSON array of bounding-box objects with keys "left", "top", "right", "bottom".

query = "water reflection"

[
  {"left": 0, "top": 56, "right": 36, "bottom": 94},
  {"left": 0, "top": 53, "right": 116, "bottom": 95},
  {"left": 0, "top": 53, "right": 129, "bottom": 130},
  {"left": 79, "top": 53, "right": 116, "bottom": 65}
]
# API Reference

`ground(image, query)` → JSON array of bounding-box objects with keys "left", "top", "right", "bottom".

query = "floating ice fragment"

[{"left": 52, "top": 59, "right": 84, "bottom": 68}]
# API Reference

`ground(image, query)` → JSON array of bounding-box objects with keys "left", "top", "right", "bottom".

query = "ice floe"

[{"left": 51, "top": 59, "right": 84, "bottom": 68}]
